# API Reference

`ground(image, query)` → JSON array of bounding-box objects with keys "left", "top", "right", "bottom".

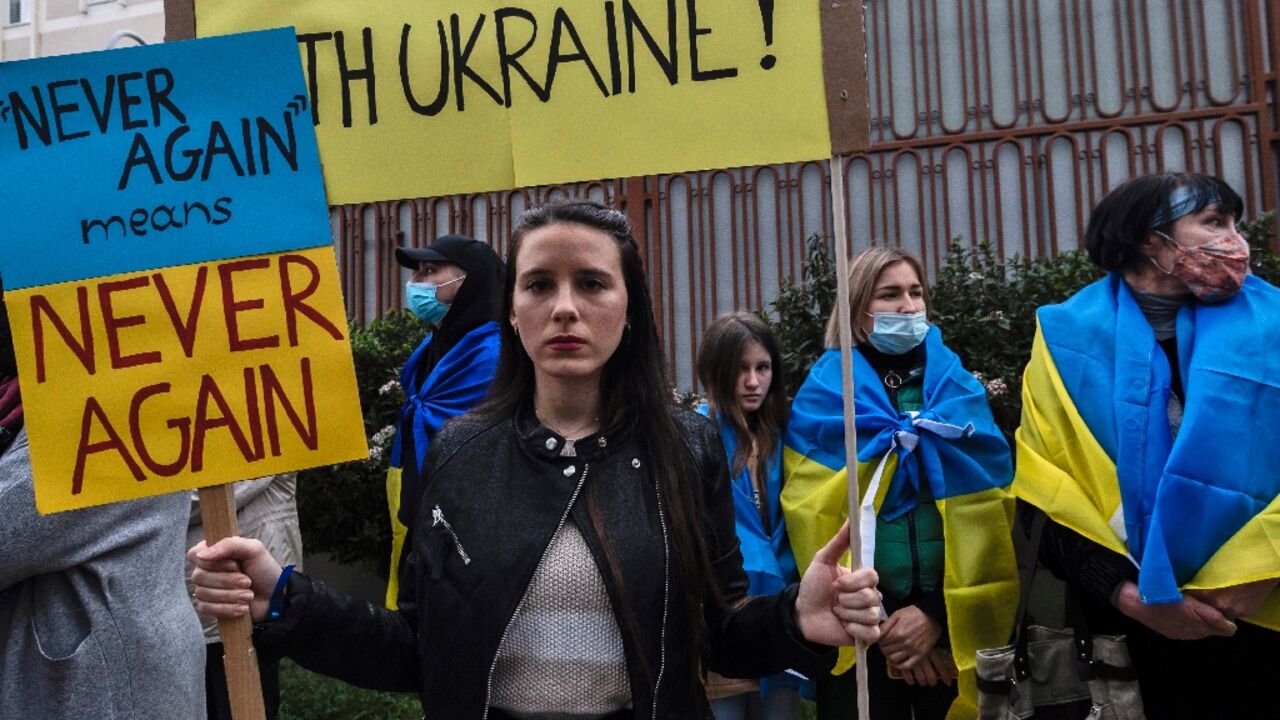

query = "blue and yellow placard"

[{"left": 0, "top": 29, "right": 367, "bottom": 513}]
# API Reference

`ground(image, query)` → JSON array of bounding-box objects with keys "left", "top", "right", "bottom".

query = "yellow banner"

[
  {"left": 195, "top": 0, "right": 833, "bottom": 204},
  {"left": 6, "top": 246, "right": 368, "bottom": 513}
]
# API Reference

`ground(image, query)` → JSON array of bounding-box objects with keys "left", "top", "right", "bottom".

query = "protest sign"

[
  {"left": 189, "top": 0, "right": 861, "bottom": 204},
  {"left": 0, "top": 28, "right": 368, "bottom": 514}
]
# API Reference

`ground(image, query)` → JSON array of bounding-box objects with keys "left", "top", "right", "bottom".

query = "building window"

[{"left": 7, "top": 0, "right": 23, "bottom": 26}]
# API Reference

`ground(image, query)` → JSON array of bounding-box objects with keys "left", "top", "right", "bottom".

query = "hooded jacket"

[{"left": 387, "top": 238, "right": 505, "bottom": 605}]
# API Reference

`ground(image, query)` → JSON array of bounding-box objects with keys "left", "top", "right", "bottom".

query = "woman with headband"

[{"left": 1015, "top": 173, "right": 1280, "bottom": 718}]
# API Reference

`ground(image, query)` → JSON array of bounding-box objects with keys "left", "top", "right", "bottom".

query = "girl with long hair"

[
  {"left": 782, "top": 248, "right": 1018, "bottom": 720},
  {"left": 697, "top": 313, "right": 809, "bottom": 720},
  {"left": 190, "top": 201, "right": 883, "bottom": 719}
]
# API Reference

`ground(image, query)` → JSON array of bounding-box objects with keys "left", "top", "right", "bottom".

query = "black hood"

[{"left": 402, "top": 236, "right": 505, "bottom": 370}]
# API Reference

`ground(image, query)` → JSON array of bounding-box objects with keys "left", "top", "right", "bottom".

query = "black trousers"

[
  {"left": 1123, "top": 617, "right": 1279, "bottom": 720},
  {"left": 815, "top": 644, "right": 956, "bottom": 720},
  {"left": 205, "top": 642, "right": 281, "bottom": 720}
]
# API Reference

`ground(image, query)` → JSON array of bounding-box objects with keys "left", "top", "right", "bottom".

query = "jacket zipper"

[
  {"left": 432, "top": 505, "right": 472, "bottom": 565},
  {"left": 651, "top": 477, "right": 670, "bottom": 720},
  {"left": 481, "top": 464, "right": 590, "bottom": 720}
]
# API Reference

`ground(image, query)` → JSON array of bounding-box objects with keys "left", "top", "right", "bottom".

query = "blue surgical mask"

[
  {"left": 406, "top": 280, "right": 455, "bottom": 325},
  {"left": 865, "top": 311, "right": 930, "bottom": 355}
]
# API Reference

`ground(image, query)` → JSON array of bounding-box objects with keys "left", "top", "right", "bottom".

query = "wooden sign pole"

[
  {"left": 830, "top": 152, "right": 870, "bottom": 720},
  {"left": 163, "top": 6, "right": 266, "bottom": 719},
  {"left": 822, "top": 2, "right": 872, "bottom": 719},
  {"left": 163, "top": 0, "right": 195, "bottom": 42},
  {"left": 198, "top": 484, "right": 268, "bottom": 720}
]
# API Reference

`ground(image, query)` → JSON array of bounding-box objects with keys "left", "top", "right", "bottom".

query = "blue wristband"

[{"left": 267, "top": 564, "right": 296, "bottom": 620}]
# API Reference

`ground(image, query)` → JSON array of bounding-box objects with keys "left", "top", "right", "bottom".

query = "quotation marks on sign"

[{"left": 286, "top": 94, "right": 308, "bottom": 117}]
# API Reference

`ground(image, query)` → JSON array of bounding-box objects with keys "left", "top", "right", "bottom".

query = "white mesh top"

[{"left": 488, "top": 520, "right": 632, "bottom": 719}]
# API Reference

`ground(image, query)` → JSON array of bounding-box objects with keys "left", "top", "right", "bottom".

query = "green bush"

[
  {"left": 929, "top": 242, "right": 1103, "bottom": 438},
  {"left": 1243, "top": 211, "right": 1278, "bottom": 283},
  {"left": 296, "top": 310, "right": 426, "bottom": 577},
  {"left": 765, "top": 234, "right": 838, "bottom": 398}
]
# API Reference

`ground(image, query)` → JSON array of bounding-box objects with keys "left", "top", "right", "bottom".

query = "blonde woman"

[{"left": 782, "top": 248, "right": 1018, "bottom": 719}]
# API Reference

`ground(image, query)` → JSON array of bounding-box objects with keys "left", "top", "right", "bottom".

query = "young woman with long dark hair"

[
  {"left": 696, "top": 313, "right": 809, "bottom": 720},
  {"left": 189, "top": 201, "right": 883, "bottom": 719}
]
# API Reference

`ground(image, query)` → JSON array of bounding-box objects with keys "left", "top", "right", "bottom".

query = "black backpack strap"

[{"left": 1011, "top": 507, "right": 1048, "bottom": 679}]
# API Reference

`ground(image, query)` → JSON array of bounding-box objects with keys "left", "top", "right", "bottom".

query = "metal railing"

[{"left": 331, "top": 0, "right": 1280, "bottom": 389}]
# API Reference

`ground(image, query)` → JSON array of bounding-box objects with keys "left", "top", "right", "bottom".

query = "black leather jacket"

[{"left": 256, "top": 403, "right": 835, "bottom": 719}]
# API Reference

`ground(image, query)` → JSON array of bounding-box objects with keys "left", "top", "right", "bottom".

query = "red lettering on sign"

[
  {"left": 241, "top": 366, "right": 266, "bottom": 460},
  {"left": 99, "top": 276, "right": 162, "bottom": 369},
  {"left": 218, "top": 258, "right": 281, "bottom": 352},
  {"left": 71, "top": 395, "right": 144, "bottom": 494},
  {"left": 128, "top": 382, "right": 191, "bottom": 476},
  {"left": 280, "top": 254, "right": 343, "bottom": 346},
  {"left": 261, "top": 357, "right": 318, "bottom": 454},
  {"left": 153, "top": 267, "right": 208, "bottom": 358},
  {"left": 30, "top": 289, "right": 96, "bottom": 383},
  {"left": 191, "top": 373, "right": 257, "bottom": 471}
]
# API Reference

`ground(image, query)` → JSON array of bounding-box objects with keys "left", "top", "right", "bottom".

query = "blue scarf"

[
  {"left": 389, "top": 321, "right": 501, "bottom": 474},
  {"left": 699, "top": 405, "right": 807, "bottom": 697},
  {"left": 698, "top": 406, "right": 799, "bottom": 595},
  {"left": 787, "top": 328, "right": 1012, "bottom": 522},
  {"left": 1039, "top": 274, "right": 1280, "bottom": 603}
]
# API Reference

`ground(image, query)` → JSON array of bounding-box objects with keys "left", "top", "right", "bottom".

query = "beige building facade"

[{"left": 2, "top": 0, "right": 163, "bottom": 60}]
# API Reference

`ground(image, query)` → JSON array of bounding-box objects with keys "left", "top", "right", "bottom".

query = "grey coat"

[{"left": 0, "top": 429, "right": 205, "bottom": 720}]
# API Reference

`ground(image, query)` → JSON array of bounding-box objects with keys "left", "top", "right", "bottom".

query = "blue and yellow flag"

[
  {"left": 699, "top": 407, "right": 799, "bottom": 597},
  {"left": 1016, "top": 274, "right": 1280, "bottom": 628},
  {"left": 699, "top": 406, "right": 809, "bottom": 698},
  {"left": 385, "top": 321, "right": 501, "bottom": 608},
  {"left": 782, "top": 329, "right": 1018, "bottom": 720}
]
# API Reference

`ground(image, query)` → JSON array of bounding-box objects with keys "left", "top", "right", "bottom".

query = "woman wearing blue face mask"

[
  {"left": 782, "top": 248, "right": 1018, "bottom": 720},
  {"left": 385, "top": 234, "right": 505, "bottom": 607}
]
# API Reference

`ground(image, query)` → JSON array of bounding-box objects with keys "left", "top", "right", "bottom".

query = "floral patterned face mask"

[{"left": 1150, "top": 230, "right": 1250, "bottom": 303}]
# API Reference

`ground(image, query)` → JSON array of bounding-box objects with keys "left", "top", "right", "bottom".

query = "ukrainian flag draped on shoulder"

[
  {"left": 698, "top": 406, "right": 799, "bottom": 596},
  {"left": 1016, "top": 274, "right": 1280, "bottom": 628},
  {"left": 782, "top": 328, "right": 1018, "bottom": 720},
  {"left": 699, "top": 405, "right": 809, "bottom": 698},
  {"left": 385, "top": 321, "right": 501, "bottom": 607}
]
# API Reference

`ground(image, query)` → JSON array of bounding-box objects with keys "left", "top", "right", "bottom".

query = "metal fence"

[{"left": 332, "top": 0, "right": 1280, "bottom": 390}]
